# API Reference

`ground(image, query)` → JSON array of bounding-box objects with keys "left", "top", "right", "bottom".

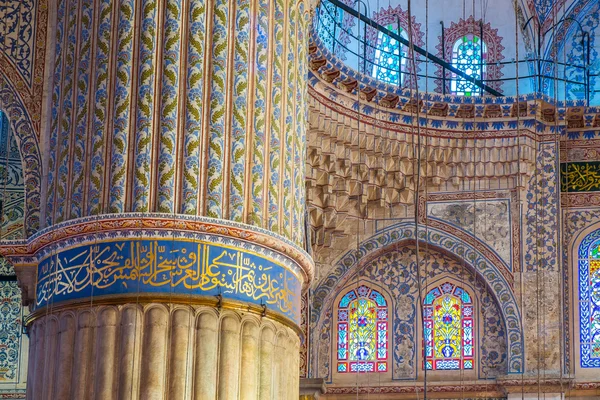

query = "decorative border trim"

[
  {"left": 0, "top": 214, "right": 314, "bottom": 282},
  {"left": 562, "top": 192, "right": 600, "bottom": 208},
  {"left": 325, "top": 383, "right": 502, "bottom": 395},
  {"left": 0, "top": 74, "right": 42, "bottom": 236}
]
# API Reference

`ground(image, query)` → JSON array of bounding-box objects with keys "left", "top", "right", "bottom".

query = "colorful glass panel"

[
  {"left": 424, "top": 282, "right": 474, "bottom": 370},
  {"left": 337, "top": 285, "right": 388, "bottom": 373},
  {"left": 371, "top": 25, "right": 407, "bottom": 86},
  {"left": 580, "top": 236, "right": 600, "bottom": 367},
  {"left": 315, "top": 0, "right": 343, "bottom": 54},
  {"left": 450, "top": 35, "right": 487, "bottom": 96}
]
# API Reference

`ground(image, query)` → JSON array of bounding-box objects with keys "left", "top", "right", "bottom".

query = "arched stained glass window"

[
  {"left": 337, "top": 285, "right": 388, "bottom": 373},
  {"left": 424, "top": 282, "right": 474, "bottom": 370},
  {"left": 371, "top": 25, "right": 407, "bottom": 86},
  {"left": 450, "top": 34, "right": 487, "bottom": 96},
  {"left": 579, "top": 233, "right": 600, "bottom": 367}
]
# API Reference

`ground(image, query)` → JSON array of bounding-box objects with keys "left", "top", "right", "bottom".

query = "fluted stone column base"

[{"left": 26, "top": 304, "right": 300, "bottom": 400}]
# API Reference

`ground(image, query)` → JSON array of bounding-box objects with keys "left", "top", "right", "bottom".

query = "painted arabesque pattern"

[{"left": 45, "top": 0, "right": 310, "bottom": 246}]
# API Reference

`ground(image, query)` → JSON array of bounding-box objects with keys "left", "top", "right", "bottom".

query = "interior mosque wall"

[
  {"left": 0, "top": 0, "right": 599, "bottom": 398},
  {"left": 303, "top": 33, "right": 600, "bottom": 396}
]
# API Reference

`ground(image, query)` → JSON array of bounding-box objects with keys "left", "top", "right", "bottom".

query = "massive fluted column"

[{"left": 1, "top": 0, "right": 312, "bottom": 398}]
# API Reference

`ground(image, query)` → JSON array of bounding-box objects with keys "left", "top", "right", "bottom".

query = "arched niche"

[
  {"left": 0, "top": 109, "right": 28, "bottom": 392},
  {"left": 570, "top": 220, "right": 600, "bottom": 379},
  {"left": 0, "top": 74, "right": 42, "bottom": 236},
  {"left": 309, "top": 222, "right": 523, "bottom": 382},
  {"left": 0, "top": 110, "right": 26, "bottom": 241}
]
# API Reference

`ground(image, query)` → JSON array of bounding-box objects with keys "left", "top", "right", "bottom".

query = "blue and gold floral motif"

[{"left": 36, "top": 238, "right": 302, "bottom": 324}]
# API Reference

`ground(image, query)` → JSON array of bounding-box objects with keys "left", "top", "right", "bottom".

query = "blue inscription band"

[{"left": 36, "top": 238, "right": 302, "bottom": 324}]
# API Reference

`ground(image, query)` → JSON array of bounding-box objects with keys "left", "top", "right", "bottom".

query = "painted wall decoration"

[
  {"left": 337, "top": 285, "right": 388, "bottom": 373},
  {"left": 0, "top": 0, "right": 37, "bottom": 87},
  {"left": 561, "top": 162, "right": 600, "bottom": 192},
  {"left": 0, "top": 0, "right": 47, "bottom": 138},
  {"left": 551, "top": 1, "right": 599, "bottom": 103},
  {"left": 578, "top": 228, "right": 600, "bottom": 367},
  {"left": 524, "top": 142, "right": 559, "bottom": 271},
  {"left": 44, "top": 0, "right": 310, "bottom": 246},
  {"left": 427, "top": 199, "right": 513, "bottom": 269},
  {"left": 424, "top": 282, "right": 474, "bottom": 370},
  {"left": 0, "top": 76, "right": 41, "bottom": 237},
  {"left": 0, "top": 259, "right": 27, "bottom": 397},
  {"left": 35, "top": 236, "right": 303, "bottom": 324},
  {"left": 0, "top": 112, "right": 25, "bottom": 240}
]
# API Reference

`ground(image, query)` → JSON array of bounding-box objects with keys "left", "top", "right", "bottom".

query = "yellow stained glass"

[
  {"left": 348, "top": 298, "right": 377, "bottom": 361},
  {"left": 433, "top": 295, "right": 462, "bottom": 359}
]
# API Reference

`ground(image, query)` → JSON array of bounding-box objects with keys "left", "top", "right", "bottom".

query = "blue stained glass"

[
  {"left": 370, "top": 290, "right": 387, "bottom": 306},
  {"left": 371, "top": 25, "right": 407, "bottom": 86},
  {"left": 339, "top": 290, "right": 357, "bottom": 307},
  {"left": 450, "top": 35, "right": 487, "bottom": 96},
  {"left": 424, "top": 293, "right": 435, "bottom": 305},
  {"left": 315, "top": 1, "right": 342, "bottom": 54}
]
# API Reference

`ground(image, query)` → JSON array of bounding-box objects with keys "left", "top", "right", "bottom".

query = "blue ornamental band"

[{"left": 35, "top": 238, "right": 303, "bottom": 324}]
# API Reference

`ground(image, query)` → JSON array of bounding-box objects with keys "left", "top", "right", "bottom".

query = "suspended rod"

[{"left": 325, "top": 0, "right": 504, "bottom": 96}]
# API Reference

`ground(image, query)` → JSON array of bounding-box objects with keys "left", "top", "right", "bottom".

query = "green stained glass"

[
  {"left": 371, "top": 25, "right": 407, "bottom": 86},
  {"left": 451, "top": 34, "right": 486, "bottom": 96},
  {"left": 590, "top": 241, "right": 600, "bottom": 259}
]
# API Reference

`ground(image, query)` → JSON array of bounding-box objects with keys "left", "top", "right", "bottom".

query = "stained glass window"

[
  {"left": 316, "top": 0, "right": 343, "bottom": 54},
  {"left": 337, "top": 285, "right": 388, "bottom": 373},
  {"left": 371, "top": 25, "right": 407, "bottom": 86},
  {"left": 424, "top": 282, "right": 474, "bottom": 370},
  {"left": 450, "top": 34, "right": 487, "bottom": 96},
  {"left": 579, "top": 235, "right": 600, "bottom": 367}
]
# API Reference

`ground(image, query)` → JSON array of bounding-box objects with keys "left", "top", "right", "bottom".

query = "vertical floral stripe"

[
  {"left": 181, "top": 0, "right": 207, "bottom": 215},
  {"left": 87, "top": 0, "right": 114, "bottom": 215},
  {"left": 108, "top": 0, "right": 135, "bottom": 213},
  {"left": 229, "top": 0, "right": 250, "bottom": 222},
  {"left": 156, "top": 0, "right": 182, "bottom": 213},
  {"left": 69, "top": 0, "right": 94, "bottom": 219},
  {"left": 250, "top": 0, "right": 270, "bottom": 227},
  {"left": 54, "top": 0, "right": 79, "bottom": 223},
  {"left": 132, "top": 0, "right": 158, "bottom": 212},
  {"left": 282, "top": 4, "right": 296, "bottom": 238},
  {"left": 267, "top": 0, "right": 284, "bottom": 233},
  {"left": 294, "top": 2, "right": 308, "bottom": 245},
  {"left": 206, "top": 0, "right": 229, "bottom": 218},
  {"left": 46, "top": 0, "right": 67, "bottom": 226}
]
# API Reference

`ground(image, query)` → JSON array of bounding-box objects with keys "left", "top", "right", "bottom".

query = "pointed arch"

[
  {"left": 311, "top": 221, "right": 523, "bottom": 375},
  {"left": 0, "top": 73, "right": 42, "bottom": 236},
  {"left": 435, "top": 16, "right": 504, "bottom": 94}
]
